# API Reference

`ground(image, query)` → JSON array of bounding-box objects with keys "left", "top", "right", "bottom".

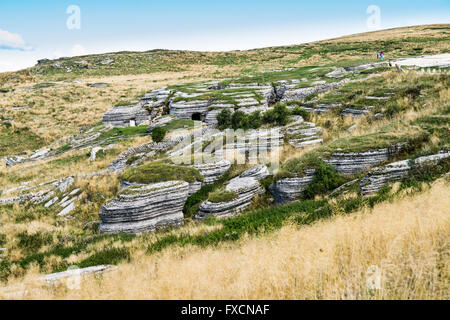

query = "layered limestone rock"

[
  {"left": 326, "top": 143, "right": 405, "bottom": 175},
  {"left": 108, "top": 141, "right": 175, "bottom": 174},
  {"left": 191, "top": 159, "right": 232, "bottom": 185},
  {"left": 99, "top": 181, "right": 189, "bottom": 234},
  {"left": 285, "top": 121, "right": 323, "bottom": 148},
  {"left": 0, "top": 176, "right": 74, "bottom": 206},
  {"left": 341, "top": 108, "right": 370, "bottom": 117},
  {"left": 268, "top": 170, "right": 315, "bottom": 204},
  {"left": 196, "top": 176, "right": 263, "bottom": 219},
  {"left": 239, "top": 165, "right": 270, "bottom": 180},
  {"left": 102, "top": 104, "right": 150, "bottom": 127},
  {"left": 213, "top": 129, "right": 284, "bottom": 162},
  {"left": 360, "top": 151, "right": 450, "bottom": 196},
  {"left": 281, "top": 80, "right": 348, "bottom": 102},
  {"left": 170, "top": 100, "right": 209, "bottom": 120}
]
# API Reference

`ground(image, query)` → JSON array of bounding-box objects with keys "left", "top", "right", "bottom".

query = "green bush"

[
  {"left": 292, "top": 106, "right": 311, "bottom": 121},
  {"left": 302, "top": 164, "right": 347, "bottom": 199},
  {"left": 217, "top": 109, "right": 232, "bottom": 129},
  {"left": 262, "top": 103, "right": 291, "bottom": 126},
  {"left": 151, "top": 127, "right": 167, "bottom": 143},
  {"left": 208, "top": 190, "right": 238, "bottom": 203},
  {"left": 231, "top": 111, "right": 246, "bottom": 130},
  {"left": 78, "top": 248, "right": 130, "bottom": 268}
]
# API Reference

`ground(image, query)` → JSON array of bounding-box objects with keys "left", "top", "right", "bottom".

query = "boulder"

[
  {"left": 196, "top": 176, "right": 263, "bottom": 219},
  {"left": 326, "top": 144, "right": 404, "bottom": 175},
  {"left": 191, "top": 159, "right": 231, "bottom": 185},
  {"left": 99, "top": 181, "right": 189, "bottom": 234},
  {"left": 269, "top": 170, "right": 315, "bottom": 204},
  {"left": 102, "top": 105, "right": 150, "bottom": 127},
  {"left": 360, "top": 152, "right": 450, "bottom": 196}
]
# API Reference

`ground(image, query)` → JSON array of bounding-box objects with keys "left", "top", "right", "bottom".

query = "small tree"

[
  {"left": 231, "top": 110, "right": 246, "bottom": 130},
  {"left": 217, "top": 109, "right": 232, "bottom": 129},
  {"left": 151, "top": 127, "right": 167, "bottom": 143}
]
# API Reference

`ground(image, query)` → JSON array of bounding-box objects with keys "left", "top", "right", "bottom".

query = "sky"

[{"left": 0, "top": 0, "right": 449, "bottom": 72}]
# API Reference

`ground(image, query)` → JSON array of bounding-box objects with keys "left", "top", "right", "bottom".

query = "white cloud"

[
  {"left": 0, "top": 29, "right": 32, "bottom": 51},
  {"left": 69, "top": 44, "right": 86, "bottom": 57}
]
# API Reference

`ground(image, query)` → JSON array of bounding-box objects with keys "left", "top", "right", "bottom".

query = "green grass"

[
  {"left": 318, "top": 131, "right": 429, "bottom": 155},
  {"left": 97, "top": 125, "right": 149, "bottom": 142},
  {"left": 160, "top": 119, "right": 198, "bottom": 132},
  {"left": 275, "top": 152, "right": 323, "bottom": 180},
  {"left": 207, "top": 190, "right": 238, "bottom": 203},
  {"left": 0, "top": 125, "right": 46, "bottom": 156},
  {"left": 120, "top": 161, "right": 204, "bottom": 184}
]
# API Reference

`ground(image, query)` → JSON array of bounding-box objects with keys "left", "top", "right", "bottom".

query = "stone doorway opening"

[{"left": 192, "top": 113, "right": 204, "bottom": 121}]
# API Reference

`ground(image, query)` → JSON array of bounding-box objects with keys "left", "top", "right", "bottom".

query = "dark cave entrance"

[{"left": 192, "top": 113, "right": 204, "bottom": 121}]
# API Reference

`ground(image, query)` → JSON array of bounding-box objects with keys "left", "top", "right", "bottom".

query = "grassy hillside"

[{"left": 0, "top": 24, "right": 448, "bottom": 156}]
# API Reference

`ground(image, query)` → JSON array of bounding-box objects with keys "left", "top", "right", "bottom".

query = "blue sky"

[{"left": 0, "top": 0, "right": 449, "bottom": 72}]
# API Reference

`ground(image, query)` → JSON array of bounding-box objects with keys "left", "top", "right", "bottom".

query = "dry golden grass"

[{"left": 4, "top": 177, "right": 448, "bottom": 300}]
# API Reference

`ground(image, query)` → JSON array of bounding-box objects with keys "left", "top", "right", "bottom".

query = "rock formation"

[
  {"left": 269, "top": 170, "right": 315, "bottom": 204},
  {"left": 190, "top": 159, "right": 232, "bottom": 185},
  {"left": 326, "top": 143, "right": 405, "bottom": 175},
  {"left": 196, "top": 176, "right": 263, "bottom": 219},
  {"left": 360, "top": 151, "right": 450, "bottom": 196},
  {"left": 99, "top": 181, "right": 189, "bottom": 234},
  {"left": 102, "top": 104, "right": 150, "bottom": 127}
]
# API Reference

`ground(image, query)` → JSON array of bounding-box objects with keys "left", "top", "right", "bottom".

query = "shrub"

[
  {"left": 292, "top": 106, "right": 311, "bottom": 121},
  {"left": 302, "top": 164, "right": 347, "bottom": 199},
  {"left": 208, "top": 190, "right": 238, "bottom": 203},
  {"left": 78, "top": 248, "right": 130, "bottom": 268},
  {"left": 217, "top": 109, "right": 232, "bottom": 129},
  {"left": 231, "top": 111, "right": 246, "bottom": 130},
  {"left": 151, "top": 127, "right": 167, "bottom": 143}
]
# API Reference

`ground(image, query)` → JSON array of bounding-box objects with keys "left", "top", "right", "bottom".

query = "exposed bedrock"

[
  {"left": 99, "top": 181, "right": 189, "bottom": 234},
  {"left": 326, "top": 143, "right": 405, "bottom": 175},
  {"left": 268, "top": 170, "right": 315, "bottom": 204},
  {"left": 284, "top": 121, "right": 323, "bottom": 148},
  {"left": 102, "top": 104, "right": 151, "bottom": 128},
  {"left": 190, "top": 159, "right": 232, "bottom": 185},
  {"left": 108, "top": 141, "right": 175, "bottom": 174},
  {"left": 281, "top": 80, "right": 349, "bottom": 102},
  {"left": 239, "top": 165, "right": 270, "bottom": 180},
  {"left": 266, "top": 83, "right": 287, "bottom": 105},
  {"left": 360, "top": 151, "right": 450, "bottom": 196},
  {"left": 170, "top": 100, "right": 210, "bottom": 120},
  {"left": 196, "top": 176, "right": 263, "bottom": 220}
]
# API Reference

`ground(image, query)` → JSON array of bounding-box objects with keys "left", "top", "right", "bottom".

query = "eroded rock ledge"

[
  {"left": 196, "top": 166, "right": 269, "bottom": 219},
  {"left": 269, "top": 170, "right": 315, "bottom": 204},
  {"left": 360, "top": 151, "right": 450, "bottom": 196},
  {"left": 99, "top": 180, "right": 188, "bottom": 234},
  {"left": 326, "top": 143, "right": 405, "bottom": 175}
]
